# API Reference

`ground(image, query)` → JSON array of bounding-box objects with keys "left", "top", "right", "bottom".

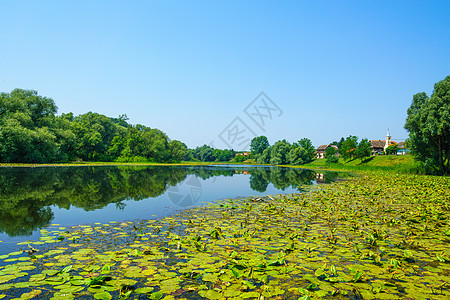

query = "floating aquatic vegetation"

[{"left": 0, "top": 173, "right": 449, "bottom": 299}]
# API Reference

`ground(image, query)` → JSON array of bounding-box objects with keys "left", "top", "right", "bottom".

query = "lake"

[{"left": 0, "top": 165, "right": 343, "bottom": 254}]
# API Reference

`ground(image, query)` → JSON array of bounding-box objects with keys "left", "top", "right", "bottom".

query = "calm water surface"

[{"left": 0, "top": 165, "right": 342, "bottom": 254}]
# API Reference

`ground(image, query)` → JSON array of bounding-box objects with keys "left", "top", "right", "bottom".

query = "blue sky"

[{"left": 1, "top": 1, "right": 449, "bottom": 149}]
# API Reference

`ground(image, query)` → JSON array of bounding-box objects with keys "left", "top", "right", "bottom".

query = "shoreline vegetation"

[
  {"left": 0, "top": 154, "right": 426, "bottom": 174},
  {"left": 0, "top": 161, "right": 449, "bottom": 299}
]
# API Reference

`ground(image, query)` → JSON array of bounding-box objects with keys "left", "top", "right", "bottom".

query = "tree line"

[
  {"left": 0, "top": 89, "right": 187, "bottom": 163},
  {"left": 0, "top": 88, "right": 320, "bottom": 165}
]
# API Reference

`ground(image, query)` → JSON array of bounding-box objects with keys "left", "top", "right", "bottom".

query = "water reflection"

[{"left": 0, "top": 166, "right": 340, "bottom": 237}]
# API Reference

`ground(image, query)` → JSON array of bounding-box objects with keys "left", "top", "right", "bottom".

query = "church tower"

[{"left": 384, "top": 129, "right": 391, "bottom": 151}]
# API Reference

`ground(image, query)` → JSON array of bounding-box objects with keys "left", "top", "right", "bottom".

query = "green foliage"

[
  {"left": 287, "top": 146, "right": 307, "bottom": 165},
  {"left": 214, "top": 149, "right": 236, "bottom": 162},
  {"left": 295, "top": 138, "right": 316, "bottom": 162},
  {"left": 340, "top": 135, "right": 358, "bottom": 161},
  {"left": 71, "top": 112, "right": 125, "bottom": 161},
  {"left": 354, "top": 138, "right": 372, "bottom": 162},
  {"left": 192, "top": 145, "right": 215, "bottom": 162},
  {"left": 168, "top": 140, "right": 187, "bottom": 162},
  {"left": 250, "top": 136, "right": 270, "bottom": 155},
  {"left": 270, "top": 140, "right": 291, "bottom": 165},
  {"left": 0, "top": 89, "right": 74, "bottom": 163},
  {"left": 405, "top": 75, "right": 450, "bottom": 175},
  {"left": 0, "top": 89, "right": 184, "bottom": 164},
  {"left": 234, "top": 154, "right": 246, "bottom": 162},
  {"left": 325, "top": 146, "right": 338, "bottom": 164},
  {"left": 385, "top": 144, "right": 399, "bottom": 155},
  {"left": 330, "top": 137, "right": 345, "bottom": 149},
  {"left": 257, "top": 147, "right": 271, "bottom": 164}
]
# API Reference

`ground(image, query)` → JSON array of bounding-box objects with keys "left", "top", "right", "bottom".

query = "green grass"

[
  {"left": 0, "top": 155, "right": 423, "bottom": 175},
  {"left": 297, "top": 154, "right": 424, "bottom": 174}
]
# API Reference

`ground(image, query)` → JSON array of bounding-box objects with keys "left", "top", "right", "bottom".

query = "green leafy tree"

[
  {"left": 405, "top": 76, "right": 450, "bottom": 175},
  {"left": 325, "top": 146, "right": 339, "bottom": 164},
  {"left": 385, "top": 144, "right": 399, "bottom": 155},
  {"left": 193, "top": 145, "right": 216, "bottom": 162},
  {"left": 287, "top": 146, "right": 308, "bottom": 165},
  {"left": 270, "top": 140, "right": 291, "bottom": 165},
  {"left": 257, "top": 147, "right": 271, "bottom": 164},
  {"left": 214, "top": 149, "right": 236, "bottom": 162},
  {"left": 295, "top": 138, "right": 315, "bottom": 162},
  {"left": 330, "top": 137, "right": 344, "bottom": 151},
  {"left": 340, "top": 135, "right": 358, "bottom": 161},
  {"left": 354, "top": 138, "right": 372, "bottom": 162},
  {"left": 168, "top": 140, "right": 187, "bottom": 162},
  {"left": 250, "top": 136, "right": 270, "bottom": 155},
  {"left": 0, "top": 89, "right": 73, "bottom": 163},
  {"left": 234, "top": 154, "right": 246, "bottom": 162}
]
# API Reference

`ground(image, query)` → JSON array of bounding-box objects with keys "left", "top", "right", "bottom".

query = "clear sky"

[{"left": 1, "top": 1, "right": 449, "bottom": 149}]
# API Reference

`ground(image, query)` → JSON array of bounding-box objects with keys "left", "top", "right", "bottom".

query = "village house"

[{"left": 316, "top": 144, "right": 339, "bottom": 159}]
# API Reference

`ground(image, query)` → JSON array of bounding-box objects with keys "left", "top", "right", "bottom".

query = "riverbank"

[
  {"left": 0, "top": 171, "right": 448, "bottom": 299},
  {"left": 0, "top": 154, "right": 423, "bottom": 175}
]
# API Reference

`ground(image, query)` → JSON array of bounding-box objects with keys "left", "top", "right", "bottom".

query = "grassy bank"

[
  {"left": 0, "top": 170, "right": 448, "bottom": 299},
  {"left": 296, "top": 154, "right": 424, "bottom": 174},
  {"left": 0, "top": 155, "right": 422, "bottom": 175}
]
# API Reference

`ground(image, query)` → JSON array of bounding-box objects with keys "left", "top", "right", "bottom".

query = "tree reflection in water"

[{"left": 0, "top": 166, "right": 340, "bottom": 237}]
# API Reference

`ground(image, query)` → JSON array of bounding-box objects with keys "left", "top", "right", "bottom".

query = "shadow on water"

[{"left": 0, "top": 166, "right": 345, "bottom": 237}]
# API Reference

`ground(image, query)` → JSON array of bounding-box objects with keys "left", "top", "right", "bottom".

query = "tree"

[
  {"left": 354, "top": 138, "right": 372, "bottom": 162},
  {"left": 385, "top": 144, "right": 399, "bottom": 155},
  {"left": 287, "top": 146, "right": 308, "bottom": 165},
  {"left": 325, "top": 146, "right": 339, "bottom": 164},
  {"left": 405, "top": 75, "right": 450, "bottom": 175},
  {"left": 270, "top": 140, "right": 291, "bottom": 165},
  {"left": 250, "top": 136, "right": 270, "bottom": 155},
  {"left": 0, "top": 89, "right": 72, "bottom": 163},
  {"left": 340, "top": 135, "right": 358, "bottom": 161},
  {"left": 330, "top": 137, "right": 344, "bottom": 151},
  {"left": 295, "top": 138, "right": 315, "bottom": 163},
  {"left": 234, "top": 154, "right": 246, "bottom": 162},
  {"left": 257, "top": 147, "right": 271, "bottom": 164},
  {"left": 168, "top": 140, "right": 187, "bottom": 162},
  {"left": 193, "top": 145, "right": 215, "bottom": 162}
]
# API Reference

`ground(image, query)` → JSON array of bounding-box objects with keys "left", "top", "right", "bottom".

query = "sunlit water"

[{"left": 0, "top": 165, "right": 342, "bottom": 254}]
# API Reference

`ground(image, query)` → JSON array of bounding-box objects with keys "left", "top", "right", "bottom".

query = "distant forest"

[{"left": 0, "top": 89, "right": 316, "bottom": 165}]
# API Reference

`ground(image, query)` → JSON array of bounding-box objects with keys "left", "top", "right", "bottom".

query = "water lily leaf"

[
  {"left": 93, "top": 291, "right": 112, "bottom": 300},
  {"left": 17, "top": 290, "right": 42, "bottom": 299},
  {"left": 61, "top": 265, "right": 73, "bottom": 273},
  {"left": 135, "top": 287, "right": 154, "bottom": 294},
  {"left": 202, "top": 290, "right": 223, "bottom": 299},
  {"left": 353, "top": 271, "right": 364, "bottom": 283},
  {"left": 149, "top": 291, "right": 163, "bottom": 300}
]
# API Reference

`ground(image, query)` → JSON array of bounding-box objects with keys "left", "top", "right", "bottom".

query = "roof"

[
  {"left": 317, "top": 144, "right": 329, "bottom": 151},
  {"left": 397, "top": 141, "right": 405, "bottom": 148},
  {"left": 317, "top": 144, "right": 339, "bottom": 151},
  {"left": 370, "top": 140, "right": 385, "bottom": 149}
]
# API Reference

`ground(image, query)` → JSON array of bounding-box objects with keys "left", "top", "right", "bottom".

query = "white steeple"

[{"left": 385, "top": 128, "right": 391, "bottom": 150}]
